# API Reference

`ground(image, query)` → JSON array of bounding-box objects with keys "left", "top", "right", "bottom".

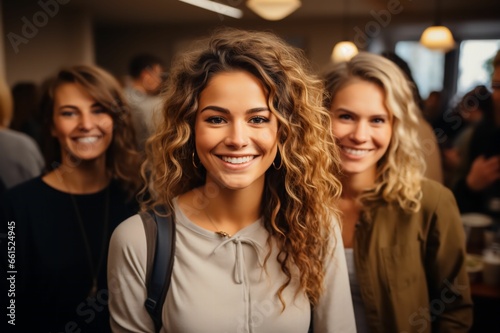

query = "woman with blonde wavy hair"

[
  {"left": 323, "top": 52, "right": 472, "bottom": 333},
  {"left": 108, "top": 28, "right": 355, "bottom": 332}
]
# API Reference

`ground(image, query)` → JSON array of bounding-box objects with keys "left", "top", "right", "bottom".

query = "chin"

[{"left": 341, "top": 165, "right": 370, "bottom": 175}]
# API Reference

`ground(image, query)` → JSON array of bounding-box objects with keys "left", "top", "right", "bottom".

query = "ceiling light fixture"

[
  {"left": 179, "top": 0, "right": 243, "bottom": 19},
  {"left": 331, "top": 0, "right": 358, "bottom": 63},
  {"left": 247, "top": 0, "right": 301, "bottom": 21},
  {"left": 420, "top": 0, "right": 455, "bottom": 52},
  {"left": 332, "top": 41, "right": 359, "bottom": 63}
]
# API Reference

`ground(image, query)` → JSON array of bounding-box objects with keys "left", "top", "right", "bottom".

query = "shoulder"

[
  {"left": 3, "top": 177, "right": 46, "bottom": 219},
  {"left": 0, "top": 129, "right": 40, "bottom": 152},
  {"left": 110, "top": 214, "right": 146, "bottom": 248},
  {"left": 5, "top": 176, "right": 45, "bottom": 199},
  {"left": 421, "top": 178, "right": 453, "bottom": 201},
  {"left": 420, "top": 177, "right": 458, "bottom": 214}
]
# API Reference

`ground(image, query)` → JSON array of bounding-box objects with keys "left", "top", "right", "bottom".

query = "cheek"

[
  {"left": 379, "top": 128, "right": 393, "bottom": 151},
  {"left": 50, "top": 120, "right": 68, "bottom": 138},
  {"left": 100, "top": 116, "right": 114, "bottom": 133},
  {"left": 259, "top": 129, "right": 277, "bottom": 143},
  {"left": 260, "top": 126, "right": 279, "bottom": 151},
  {"left": 330, "top": 122, "right": 345, "bottom": 139}
]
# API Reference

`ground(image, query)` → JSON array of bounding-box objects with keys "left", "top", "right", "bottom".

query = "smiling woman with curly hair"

[{"left": 108, "top": 28, "right": 355, "bottom": 332}]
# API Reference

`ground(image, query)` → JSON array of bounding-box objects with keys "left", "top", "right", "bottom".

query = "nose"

[
  {"left": 78, "top": 112, "right": 95, "bottom": 131},
  {"left": 349, "top": 121, "right": 368, "bottom": 143},
  {"left": 224, "top": 122, "right": 249, "bottom": 148}
]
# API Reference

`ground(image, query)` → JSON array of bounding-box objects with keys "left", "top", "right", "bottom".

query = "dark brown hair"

[{"left": 40, "top": 65, "right": 142, "bottom": 197}]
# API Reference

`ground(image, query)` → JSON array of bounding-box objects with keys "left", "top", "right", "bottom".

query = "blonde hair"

[
  {"left": 323, "top": 52, "right": 425, "bottom": 214},
  {"left": 141, "top": 27, "right": 343, "bottom": 307},
  {"left": 0, "top": 79, "right": 13, "bottom": 127}
]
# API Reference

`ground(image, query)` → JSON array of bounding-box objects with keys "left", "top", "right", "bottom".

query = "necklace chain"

[
  {"left": 204, "top": 209, "right": 231, "bottom": 238},
  {"left": 69, "top": 188, "right": 110, "bottom": 299}
]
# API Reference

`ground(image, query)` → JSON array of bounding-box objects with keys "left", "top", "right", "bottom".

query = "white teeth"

[
  {"left": 76, "top": 137, "right": 99, "bottom": 143},
  {"left": 343, "top": 147, "right": 370, "bottom": 156},
  {"left": 221, "top": 156, "right": 254, "bottom": 164}
]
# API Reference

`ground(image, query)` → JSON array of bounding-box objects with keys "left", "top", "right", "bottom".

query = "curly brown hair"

[
  {"left": 40, "top": 65, "right": 142, "bottom": 197},
  {"left": 141, "top": 28, "right": 343, "bottom": 307}
]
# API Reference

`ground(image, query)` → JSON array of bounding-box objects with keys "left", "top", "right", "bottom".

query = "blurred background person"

[
  {"left": 2, "top": 65, "right": 142, "bottom": 332},
  {"left": 423, "top": 90, "right": 445, "bottom": 128},
  {"left": 9, "top": 81, "right": 43, "bottom": 149},
  {"left": 453, "top": 50, "right": 500, "bottom": 218},
  {"left": 442, "top": 85, "right": 490, "bottom": 188},
  {"left": 0, "top": 78, "right": 43, "bottom": 193},
  {"left": 123, "top": 53, "right": 166, "bottom": 149}
]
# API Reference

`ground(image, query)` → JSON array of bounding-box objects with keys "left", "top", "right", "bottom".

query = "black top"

[{"left": 1, "top": 176, "right": 138, "bottom": 333}]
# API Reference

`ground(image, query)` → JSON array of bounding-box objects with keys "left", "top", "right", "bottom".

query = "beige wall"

[{"left": 3, "top": 1, "right": 94, "bottom": 87}]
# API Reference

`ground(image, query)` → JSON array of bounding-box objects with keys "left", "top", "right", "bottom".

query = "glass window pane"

[
  {"left": 457, "top": 40, "right": 500, "bottom": 97},
  {"left": 395, "top": 41, "right": 445, "bottom": 100}
]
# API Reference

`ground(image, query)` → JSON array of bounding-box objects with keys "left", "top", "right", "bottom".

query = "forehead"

[
  {"left": 54, "top": 83, "right": 94, "bottom": 104},
  {"left": 332, "top": 79, "right": 389, "bottom": 114},
  {"left": 200, "top": 71, "right": 267, "bottom": 102}
]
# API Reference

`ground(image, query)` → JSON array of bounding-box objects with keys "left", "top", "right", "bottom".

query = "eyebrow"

[
  {"left": 58, "top": 102, "right": 102, "bottom": 110},
  {"left": 200, "top": 105, "right": 270, "bottom": 114},
  {"left": 335, "top": 108, "right": 390, "bottom": 119}
]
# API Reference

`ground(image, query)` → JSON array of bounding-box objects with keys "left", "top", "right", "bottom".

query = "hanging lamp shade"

[
  {"left": 247, "top": 0, "right": 301, "bottom": 21},
  {"left": 420, "top": 25, "right": 455, "bottom": 52},
  {"left": 331, "top": 41, "right": 359, "bottom": 63}
]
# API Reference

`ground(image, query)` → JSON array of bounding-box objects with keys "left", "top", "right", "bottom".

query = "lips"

[{"left": 220, "top": 155, "right": 255, "bottom": 164}]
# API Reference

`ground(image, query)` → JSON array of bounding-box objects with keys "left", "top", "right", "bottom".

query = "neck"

[
  {"left": 202, "top": 181, "right": 262, "bottom": 230},
  {"left": 53, "top": 155, "right": 109, "bottom": 194},
  {"left": 341, "top": 168, "right": 376, "bottom": 200}
]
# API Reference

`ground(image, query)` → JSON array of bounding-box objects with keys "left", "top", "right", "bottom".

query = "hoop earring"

[
  {"left": 272, "top": 153, "right": 283, "bottom": 170},
  {"left": 192, "top": 151, "right": 200, "bottom": 169}
]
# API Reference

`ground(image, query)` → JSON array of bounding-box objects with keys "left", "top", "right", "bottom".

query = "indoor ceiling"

[{"left": 67, "top": 0, "right": 500, "bottom": 24}]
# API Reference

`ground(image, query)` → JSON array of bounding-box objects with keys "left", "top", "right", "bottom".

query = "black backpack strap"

[{"left": 140, "top": 207, "right": 176, "bottom": 333}]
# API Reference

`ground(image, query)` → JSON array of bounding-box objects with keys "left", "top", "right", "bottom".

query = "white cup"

[{"left": 482, "top": 249, "right": 500, "bottom": 287}]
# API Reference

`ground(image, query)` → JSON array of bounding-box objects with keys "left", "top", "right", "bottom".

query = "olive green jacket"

[{"left": 353, "top": 179, "right": 473, "bottom": 333}]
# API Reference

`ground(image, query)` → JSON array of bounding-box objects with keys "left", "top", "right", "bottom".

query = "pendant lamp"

[
  {"left": 420, "top": 0, "right": 455, "bottom": 52},
  {"left": 332, "top": 41, "right": 359, "bottom": 63},
  {"left": 331, "top": 0, "right": 358, "bottom": 63},
  {"left": 247, "top": 0, "right": 301, "bottom": 21}
]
